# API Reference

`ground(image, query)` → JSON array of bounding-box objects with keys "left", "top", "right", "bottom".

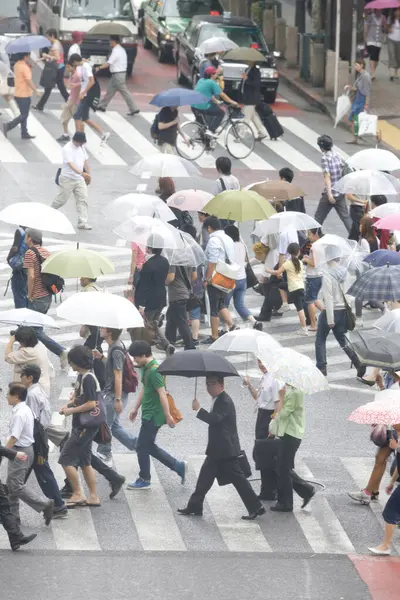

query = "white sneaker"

[
  {"left": 280, "top": 303, "right": 291, "bottom": 312},
  {"left": 355, "top": 319, "right": 364, "bottom": 329},
  {"left": 295, "top": 328, "right": 309, "bottom": 336},
  {"left": 101, "top": 132, "right": 110, "bottom": 146},
  {"left": 77, "top": 222, "right": 93, "bottom": 230},
  {"left": 368, "top": 546, "right": 391, "bottom": 556},
  {"left": 92, "top": 450, "right": 113, "bottom": 467},
  {"left": 348, "top": 490, "right": 371, "bottom": 505}
]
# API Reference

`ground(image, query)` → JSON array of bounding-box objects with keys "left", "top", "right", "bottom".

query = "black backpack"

[
  {"left": 31, "top": 247, "right": 65, "bottom": 296},
  {"left": 150, "top": 113, "right": 160, "bottom": 140},
  {"left": 33, "top": 418, "right": 49, "bottom": 463},
  {"left": 86, "top": 70, "right": 101, "bottom": 111}
]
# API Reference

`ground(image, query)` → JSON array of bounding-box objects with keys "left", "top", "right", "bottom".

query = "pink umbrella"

[
  {"left": 348, "top": 390, "right": 400, "bottom": 425},
  {"left": 374, "top": 214, "right": 400, "bottom": 230},
  {"left": 167, "top": 189, "right": 213, "bottom": 212},
  {"left": 365, "top": 0, "right": 400, "bottom": 9}
]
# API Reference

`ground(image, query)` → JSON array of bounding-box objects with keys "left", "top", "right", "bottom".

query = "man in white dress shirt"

[
  {"left": 95, "top": 35, "right": 139, "bottom": 116},
  {"left": 5, "top": 382, "right": 54, "bottom": 526}
]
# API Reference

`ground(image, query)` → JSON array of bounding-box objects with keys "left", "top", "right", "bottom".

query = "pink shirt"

[
  {"left": 131, "top": 242, "right": 146, "bottom": 270},
  {"left": 69, "top": 71, "right": 81, "bottom": 104}
]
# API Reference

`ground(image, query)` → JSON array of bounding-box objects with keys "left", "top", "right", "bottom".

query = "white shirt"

[
  {"left": 205, "top": 230, "right": 236, "bottom": 265},
  {"left": 305, "top": 249, "right": 322, "bottom": 278},
  {"left": 107, "top": 44, "right": 127, "bottom": 73},
  {"left": 78, "top": 62, "right": 93, "bottom": 94},
  {"left": 389, "top": 20, "right": 400, "bottom": 42},
  {"left": 214, "top": 174, "right": 240, "bottom": 195},
  {"left": 9, "top": 402, "right": 34, "bottom": 447},
  {"left": 26, "top": 384, "right": 52, "bottom": 428},
  {"left": 256, "top": 373, "right": 284, "bottom": 411},
  {"left": 61, "top": 140, "right": 88, "bottom": 180},
  {"left": 234, "top": 241, "right": 247, "bottom": 280},
  {"left": 68, "top": 43, "right": 81, "bottom": 59},
  {"left": 278, "top": 226, "right": 299, "bottom": 257}
]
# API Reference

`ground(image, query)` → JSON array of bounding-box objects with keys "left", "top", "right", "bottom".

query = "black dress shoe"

[
  {"left": 96, "top": 106, "right": 106, "bottom": 112},
  {"left": 253, "top": 314, "right": 271, "bottom": 322},
  {"left": 127, "top": 110, "right": 140, "bottom": 116},
  {"left": 32, "top": 105, "right": 43, "bottom": 111},
  {"left": 109, "top": 476, "right": 126, "bottom": 499},
  {"left": 11, "top": 533, "right": 37, "bottom": 551},
  {"left": 21, "top": 134, "right": 35, "bottom": 140},
  {"left": 177, "top": 506, "right": 203, "bottom": 516},
  {"left": 270, "top": 503, "right": 292, "bottom": 513},
  {"left": 242, "top": 506, "right": 266, "bottom": 520},
  {"left": 301, "top": 488, "right": 316, "bottom": 509},
  {"left": 271, "top": 310, "right": 283, "bottom": 317}
]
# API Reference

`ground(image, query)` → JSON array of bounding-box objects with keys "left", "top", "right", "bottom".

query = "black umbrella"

[
  {"left": 345, "top": 330, "right": 400, "bottom": 371},
  {"left": 157, "top": 350, "right": 239, "bottom": 378}
]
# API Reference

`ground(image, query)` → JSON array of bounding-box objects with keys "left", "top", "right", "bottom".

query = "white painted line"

[
  {"left": 260, "top": 137, "right": 320, "bottom": 172},
  {"left": 189, "top": 455, "right": 272, "bottom": 552},
  {"left": 22, "top": 112, "right": 63, "bottom": 164},
  {"left": 97, "top": 111, "right": 159, "bottom": 158},
  {"left": 275, "top": 97, "right": 289, "bottom": 103},
  {"left": 51, "top": 109, "right": 127, "bottom": 167},
  {"left": 0, "top": 131, "right": 27, "bottom": 163},
  {"left": 279, "top": 117, "right": 350, "bottom": 161},
  {"left": 329, "top": 384, "right": 375, "bottom": 395},
  {"left": 113, "top": 454, "right": 186, "bottom": 551},
  {"left": 136, "top": 183, "right": 148, "bottom": 191}
]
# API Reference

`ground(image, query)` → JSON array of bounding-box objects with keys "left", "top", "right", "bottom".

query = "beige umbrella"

[
  {"left": 223, "top": 47, "right": 266, "bottom": 63},
  {"left": 87, "top": 22, "right": 132, "bottom": 36},
  {"left": 250, "top": 180, "right": 306, "bottom": 202}
]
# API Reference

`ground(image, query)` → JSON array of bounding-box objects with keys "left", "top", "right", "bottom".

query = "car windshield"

[
  {"left": 197, "top": 24, "right": 266, "bottom": 50},
  {"left": 63, "top": 0, "right": 133, "bottom": 19},
  {"left": 163, "top": 0, "right": 220, "bottom": 19},
  {"left": 1, "top": 0, "right": 22, "bottom": 18}
]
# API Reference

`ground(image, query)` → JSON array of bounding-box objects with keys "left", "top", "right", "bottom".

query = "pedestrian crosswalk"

[{"left": 0, "top": 107, "right": 349, "bottom": 173}]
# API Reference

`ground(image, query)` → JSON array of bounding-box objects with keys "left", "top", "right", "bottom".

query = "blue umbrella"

[
  {"left": 364, "top": 249, "right": 400, "bottom": 267},
  {"left": 150, "top": 88, "right": 208, "bottom": 107},
  {"left": 6, "top": 35, "right": 50, "bottom": 54},
  {"left": 347, "top": 264, "right": 400, "bottom": 303}
]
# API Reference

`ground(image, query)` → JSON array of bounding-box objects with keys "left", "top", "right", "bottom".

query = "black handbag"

[
  {"left": 39, "top": 60, "right": 58, "bottom": 89},
  {"left": 253, "top": 437, "right": 281, "bottom": 470},
  {"left": 340, "top": 289, "right": 356, "bottom": 331},
  {"left": 245, "top": 262, "right": 258, "bottom": 289},
  {"left": 78, "top": 373, "right": 107, "bottom": 428},
  {"left": 55, "top": 168, "right": 61, "bottom": 186}
]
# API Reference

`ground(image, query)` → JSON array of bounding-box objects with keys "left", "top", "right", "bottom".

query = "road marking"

[
  {"left": 0, "top": 130, "right": 27, "bottom": 163},
  {"left": 260, "top": 137, "right": 320, "bottom": 172},
  {"left": 113, "top": 454, "right": 187, "bottom": 552},
  {"left": 22, "top": 112, "right": 63, "bottom": 164},
  {"left": 279, "top": 117, "right": 350, "bottom": 161},
  {"left": 97, "top": 111, "right": 160, "bottom": 158},
  {"left": 377, "top": 120, "right": 400, "bottom": 151}
]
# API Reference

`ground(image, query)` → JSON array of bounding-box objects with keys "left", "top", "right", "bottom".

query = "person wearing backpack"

[
  {"left": 214, "top": 157, "right": 240, "bottom": 228},
  {"left": 7, "top": 225, "right": 28, "bottom": 309},
  {"left": 23, "top": 229, "right": 68, "bottom": 370},
  {"left": 92, "top": 328, "right": 138, "bottom": 466},
  {"left": 154, "top": 105, "right": 189, "bottom": 154}
]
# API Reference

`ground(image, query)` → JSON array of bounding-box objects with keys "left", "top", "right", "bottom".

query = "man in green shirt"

[
  {"left": 192, "top": 66, "right": 239, "bottom": 132},
  {"left": 127, "top": 341, "right": 187, "bottom": 490}
]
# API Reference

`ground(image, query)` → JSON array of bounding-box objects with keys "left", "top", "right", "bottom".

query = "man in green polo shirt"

[
  {"left": 127, "top": 341, "right": 187, "bottom": 490},
  {"left": 192, "top": 66, "right": 239, "bottom": 132}
]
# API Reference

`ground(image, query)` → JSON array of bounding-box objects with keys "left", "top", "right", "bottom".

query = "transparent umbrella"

[
  {"left": 373, "top": 308, "right": 400, "bottom": 333},
  {"left": 163, "top": 231, "right": 206, "bottom": 267},
  {"left": 198, "top": 37, "right": 238, "bottom": 54},
  {"left": 253, "top": 211, "right": 320, "bottom": 237},
  {"left": 0, "top": 308, "right": 59, "bottom": 329},
  {"left": 130, "top": 154, "right": 201, "bottom": 178},
  {"left": 333, "top": 170, "right": 400, "bottom": 198},
  {"left": 312, "top": 234, "right": 368, "bottom": 273},
  {"left": 370, "top": 203, "right": 400, "bottom": 219},
  {"left": 0, "top": 202, "right": 75, "bottom": 235},
  {"left": 347, "top": 148, "right": 400, "bottom": 171},
  {"left": 102, "top": 193, "right": 176, "bottom": 222},
  {"left": 113, "top": 216, "right": 186, "bottom": 250}
]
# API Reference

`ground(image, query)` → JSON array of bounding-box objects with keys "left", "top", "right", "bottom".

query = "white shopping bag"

[
  {"left": 358, "top": 111, "right": 378, "bottom": 137},
  {"left": 334, "top": 92, "right": 351, "bottom": 128}
]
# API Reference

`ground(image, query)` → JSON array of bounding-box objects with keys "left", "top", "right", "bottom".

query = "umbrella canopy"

[
  {"left": 208, "top": 329, "right": 281, "bottom": 357},
  {"left": 150, "top": 88, "right": 208, "bottom": 107},
  {"left": 163, "top": 231, "right": 206, "bottom": 267},
  {"left": 224, "top": 47, "right": 266, "bottom": 63},
  {"left": 346, "top": 264, "right": 400, "bottom": 302},
  {"left": 345, "top": 330, "right": 400, "bottom": 370},
  {"left": 167, "top": 189, "right": 213, "bottom": 212},
  {"left": 198, "top": 37, "right": 238, "bottom": 54},
  {"left": 202, "top": 190, "right": 276, "bottom": 222},
  {"left": 332, "top": 170, "right": 400, "bottom": 198},
  {"left": 157, "top": 350, "right": 239, "bottom": 378},
  {"left": 365, "top": 0, "right": 400, "bottom": 9},
  {"left": 347, "top": 148, "right": 400, "bottom": 171},
  {"left": 364, "top": 249, "right": 400, "bottom": 267},
  {"left": 375, "top": 214, "right": 400, "bottom": 231},
  {"left": 348, "top": 390, "right": 400, "bottom": 426},
  {"left": 114, "top": 216, "right": 186, "bottom": 249},
  {"left": 370, "top": 203, "right": 400, "bottom": 219},
  {"left": 130, "top": 154, "right": 201, "bottom": 178},
  {"left": 87, "top": 22, "right": 132, "bottom": 35},
  {"left": 312, "top": 234, "right": 368, "bottom": 272},
  {"left": 0, "top": 202, "right": 75, "bottom": 235},
  {"left": 41, "top": 249, "right": 115, "bottom": 279},
  {"left": 373, "top": 309, "right": 400, "bottom": 333},
  {"left": 249, "top": 180, "right": 305, "bottom": 202},
  {"left": 6, "top": 35, "right": 50, "bottom": 54},
  {"left": 253, "top": 211, "right": 320, "bottom": 237},
  {"left": 102, "top": 193, "right": 176, "bottom": 222},
  {"left": 57, "top": 292, "right": 144, "bottom": 329},
  {"left": 0, "top": 308, "right": 59, "bottom": 329},
  {"left": 257, "top": 347, "right": 329, "bottom": 394}
]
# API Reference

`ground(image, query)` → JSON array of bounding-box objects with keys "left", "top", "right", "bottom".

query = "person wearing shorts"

[
  {"left": 58, "top": 60, "right": 81, "bottom": 142},
  {"left": 302, "top": 229, "right": 324, "bottom": 331}
]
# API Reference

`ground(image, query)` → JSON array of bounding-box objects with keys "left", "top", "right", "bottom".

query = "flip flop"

[
  {"left": 84, "top": 502, "right": 101, "bottom": 507},
  {"left": 66, "top": 500, "right": 87, "bottom": 508}
]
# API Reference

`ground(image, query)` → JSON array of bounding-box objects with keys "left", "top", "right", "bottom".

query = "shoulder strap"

[
  {"left": 219, "top": 177, "right": 226, "bottom": 191},
  {"left": 179, "top": 266, "right": 192, "bottom": 292},
  {"left": 30, "top": 246, "right": 44, "bottom": 269}
]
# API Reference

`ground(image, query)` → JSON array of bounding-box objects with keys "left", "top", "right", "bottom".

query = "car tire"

[
  {"left": 191, "top": 69, "right": 199, "bottom": 89},
  {"left": 177, "top": 62, "right": 186, "bottom": 85},
  {"left": 127, "top": 63, "right": 133, "bottom": 76},
  {"left": 263, "top": 91, "right": 277, "bottom": 104},
  {"left": 143, "top": 35, "right": 152, "bottom": 50}
]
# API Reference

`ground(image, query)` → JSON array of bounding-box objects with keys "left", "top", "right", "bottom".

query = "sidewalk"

[{"left": 278, "top": 44, "right": 400, "bottom": 153}]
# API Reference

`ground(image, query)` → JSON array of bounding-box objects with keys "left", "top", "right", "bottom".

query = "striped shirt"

[{"left": 23, "top": 245, "right": 50, "bottom": 299}]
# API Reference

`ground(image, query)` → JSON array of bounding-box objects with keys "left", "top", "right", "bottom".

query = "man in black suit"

[{"left": 178, "top": 375, "right": 265, "bottom": 520}]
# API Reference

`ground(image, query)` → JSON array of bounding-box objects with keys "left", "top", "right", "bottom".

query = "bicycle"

[{"left": 176, "top": 105, "right": 255, "bottom": 161}]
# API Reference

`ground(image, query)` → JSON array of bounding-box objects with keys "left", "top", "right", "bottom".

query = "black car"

[{"left": 175, "top": 15, "right": 279, "bottom": 103}]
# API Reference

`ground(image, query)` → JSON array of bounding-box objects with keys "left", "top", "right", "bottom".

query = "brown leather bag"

[{"left": 167, "top": 392, "right": 183, "bottom": 424}]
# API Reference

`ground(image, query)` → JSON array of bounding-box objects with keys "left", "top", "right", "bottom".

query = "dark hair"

[
  {"left": 287, "top": 242, "right": 301, "bottom": 273},
  {"left": 224, "top": 224, "right": 240, "bottom": 242},
  {"left": 309, "top": 227, "right": 323, "bottom": 237},
  {"left": 370, "top": 194, "right": 387, "bottom": 207},
  {"left": 14, "top": 327, "right": 38, "bottom": 348},
  {"left": 25, "top": 227, "right": 42, "bottom": 245},
  {"left": 110, "top": 35, "right": 121, "bottom": 43},
  {"left": 104, "top": 328, "right": 123, "bottom": 341},
  {"left": 181, "top": 223, "right": 197, "bottom": 239},
  {"left": 46, "top": 28, "right": 58, "bottom": 39},
  {"left": 360, "top": 216, "right": 377, "bottom": 242},
  {"left": 149, "top": 247, "right": 163, "bottom": 255},
  {"left": 15, "top": 52, "right": 30, "bottom": 60},
  {"left": 216, "top": 156, "right": 232, "bottom": 175},
  {"left": 272, "top": 201, "right": 284, "bottom": 214},
  {"left": 279, "top": 167, "right": 294, "bottom": 183},
  {"left": 198, "top": 211, "right": 210, "bottom": 217},
  {"left": 8, "top": 382, "right": 27, "bottom": 402},
  {"left": 317, "top": 134, "right": 333, "bottom": 151},
  {"left": 355, "top": 58, "right": 366, "bottom": 69},
  {"left": 21, "top": 364, "right": 41, "bottom": 384},
  {"left": 204, "top": 215, "right": 221, "bottom": 232},
  {"left": 206, "top": 374, "right": 224, "bottom": 385},
  {"left": 129, "top": 341, "right": 152, "bottom": 358},
  {"left": 158, "top": 177, "right": 176, "bottom": 200},
  {"left": 67, "top": 345, "right": 93, "bottom": 370},
  {"left": 68, "top": 53, "right": 82, "bottom": 65}
]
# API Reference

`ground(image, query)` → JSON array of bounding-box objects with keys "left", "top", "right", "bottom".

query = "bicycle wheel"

[
  {"left": 225, "top": 121, "right": 255, "bottom": 159},
  {"left": 175, "top": 121, "right": 205, "bottom": 161}
]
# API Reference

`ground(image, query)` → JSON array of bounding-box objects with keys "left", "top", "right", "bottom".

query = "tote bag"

[{"left": 78, "top": 373, "right": 107, "bottom": 428}]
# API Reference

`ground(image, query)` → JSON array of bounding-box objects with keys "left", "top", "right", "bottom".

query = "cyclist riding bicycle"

[{"left": 192, "top": 66, "right": 239, "bottom": 133}]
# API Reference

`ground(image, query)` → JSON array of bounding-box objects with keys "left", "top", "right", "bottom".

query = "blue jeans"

[
  {"left": 27, "top": 295, "right": 65, "bottom": 357},
  {"left": 225, "top": 278, "right": 251, "bottom": 321},
  {"left": 197, "top": 104, "right": 224, "bottom": 132},
  {"left": 97, "top": 392, "right": 137, "bottom": 456},
  {"left": 6, "top": 97, "right": 31, "bottom": 136},
  {"left": 11, "top": 270, "right": 27, "bottom": 309},
  {"left": 32, "top": 461, "right": 64, "bottom": 508},
  {"left": 137, "top": 418, "right": 179, "bottom": 481},
  {"left": 315, "top": 309, "right": 348, "bottom": 369}
]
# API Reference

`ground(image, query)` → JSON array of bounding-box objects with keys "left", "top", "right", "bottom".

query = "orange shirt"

[{"left": 14, "top": 61, "right": 32, "bottom": 98}]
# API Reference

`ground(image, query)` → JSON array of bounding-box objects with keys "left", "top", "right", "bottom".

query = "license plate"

[{"left": 89, "top": 55, "right": 104, "bottom": 65}]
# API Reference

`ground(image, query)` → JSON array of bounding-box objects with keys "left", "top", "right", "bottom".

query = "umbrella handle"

[{"left": 194, "top": 377, "right": 198, "bottom": 398}]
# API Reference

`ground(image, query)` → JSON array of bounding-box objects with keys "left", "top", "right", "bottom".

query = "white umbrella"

[
  {"left": 198, "top": 37, "right": 238, "bottom": 54},
  {"left": 102, "top": 193, "right": 176, "bottom": 222},
  {"left": 167, "top": 189, "right": 213, "bottom": 212},
  {"left": 0, "top": 202, "right": 75, "bottom": 235},
  {"left": 163, "top": 231, "right": 206, "bottom": 267},
  {"left": 113, "top": 216, "right": 186, "bottom": 250},
  {"left": 333, "top": 170, "right": 400, "bottom": 197},
  {"left": 57, "top": 291, "right": 144, "bottom": 329},
  {"left": 347, "top": 148, "right": 400, "bottom": 171},
  {"left": 130, "top": 154, "right": 201, "bottom": 179},
  {"left": 373, "top": 309, "right": 400, "bottom": 333},
  {"left": 370, "top": 203, "right": 400, "bottom": 219},
  {"left": 312, "top": 234, "right": 368, "bottom": 273},
  {"left": 0, "top": 308, "right": 60, "bottom": 329},
  {"left": 253, "top": 212, "right": 321, "bottom": 237},
  {"left": 209, "top": 329, "right": 281, "bottom": 356}
]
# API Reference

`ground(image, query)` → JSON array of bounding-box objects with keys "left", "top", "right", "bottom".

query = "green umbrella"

[
  {"left": 223, "top": 47, "right": 266, "bottom": 63},
  {"left": 202, "top": 190, "right": 276, "bottom": 222},
  {"left": 41, "top": 248, "right": 115, "bottom": 279}
]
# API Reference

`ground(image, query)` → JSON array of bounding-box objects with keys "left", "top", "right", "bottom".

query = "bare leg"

[
  {"left": 219, "top": 307, "right": 233, "bottom": 329},
  {"left": 363, "top": 367, "right": 381, "bottom": 383},
  {"left": 365, "top": 446, "right": 392, "bottom": 494},
  {"left": 298, "top": 309, "right": 306, "bottom": 329},
  {"left": 279, "top": 290, "right": 288, "bottom": 304},
  {"left": 87, "top": 118, "right": 104, "bottom": 136},
  {"left": 75, "top": 119, "right": 84, "bottom": 133},
  {"left": 210, "top": 316, "right": 219, "bottom": 340},
  {"left": 372, "top": 523, "right": 396, "bottom": 551},
  {"left": 63, "top": 465, "right": 86, "bottom": 503},
  {"left": 370, "top": 60, "right": 377, "bottom": 78},
  {"left": 308, "top": 303, "right": 318, "bottom": 329},
  {"left": 81, "top": 465, "right": 100, "bottom": 504}
]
